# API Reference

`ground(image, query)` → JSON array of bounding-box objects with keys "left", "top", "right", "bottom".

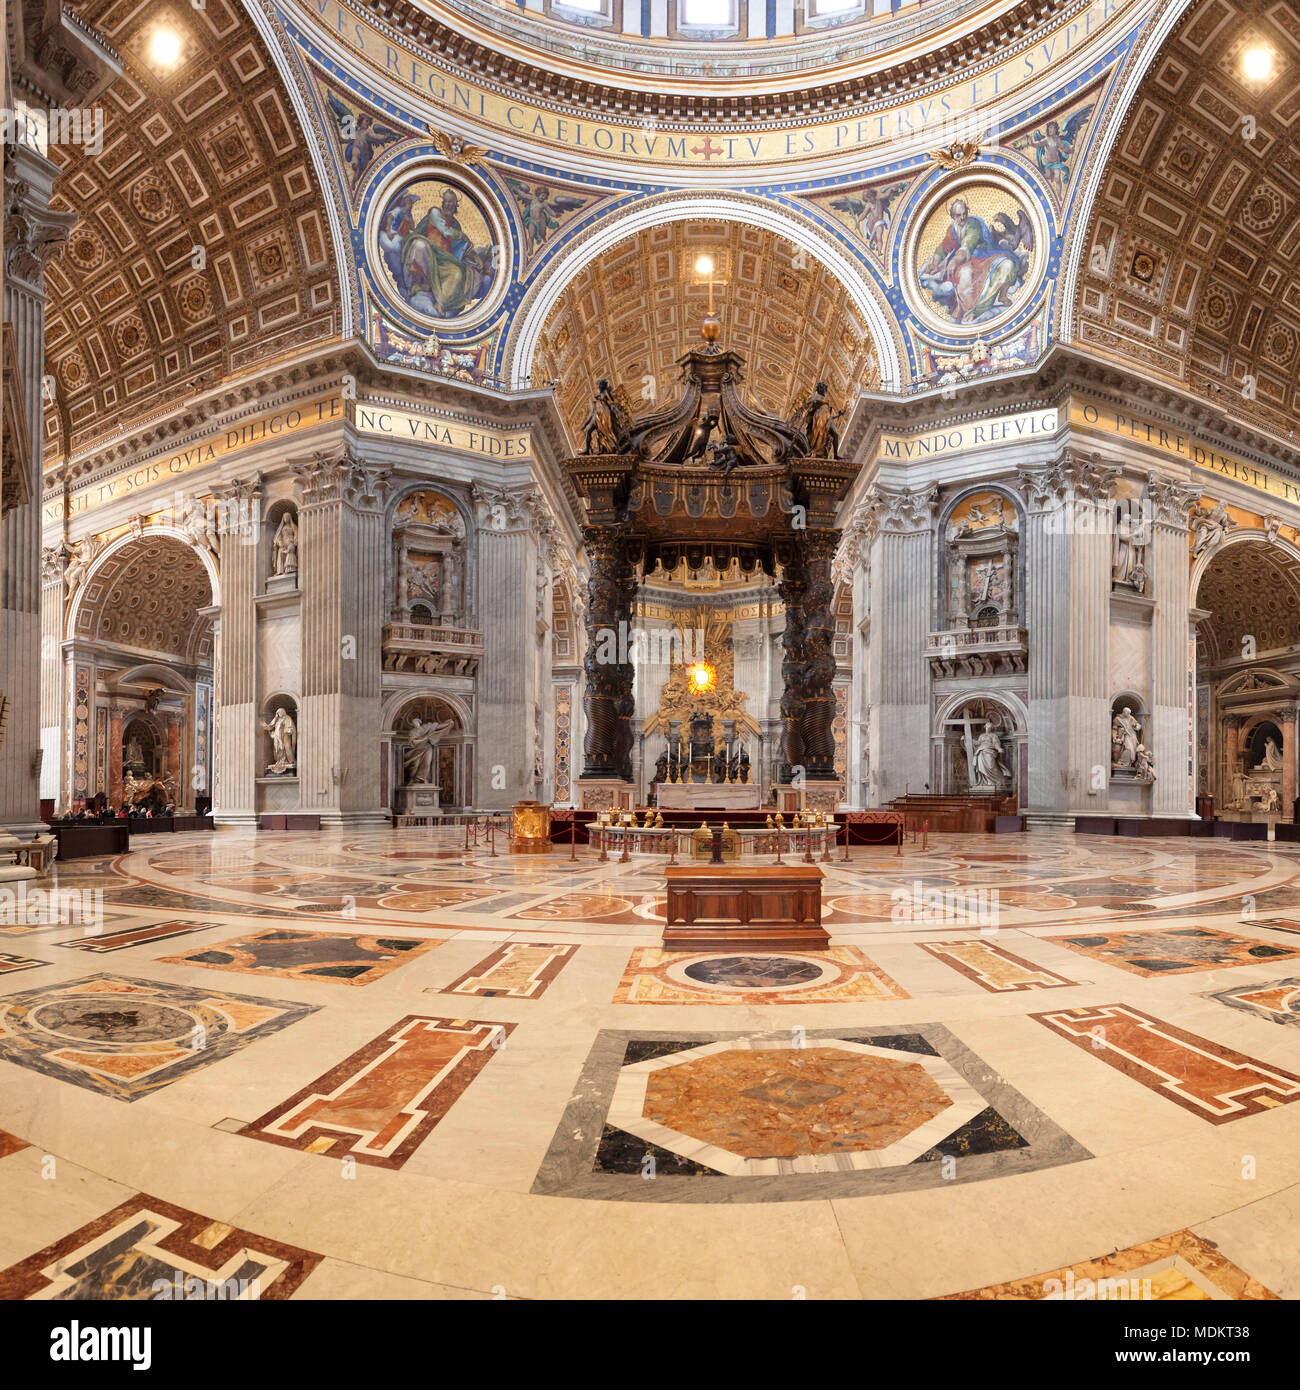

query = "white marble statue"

[
  {"left": 1190, "top": 499, "right": 1233, "bottom": 558},
  {"left": 263, "top": 707, "right": 297, "bottom": 773},
  {"left": 271, "top": 513, "right": 299, "bottom": 576},
  {"left": 1257, "top": 737, "right": 1283, "bottom": 772},
  {"left": 1111, "top": 706, "right": 1141, "bottom": 769},
  {"left": 972, "top": 728, "right": 1012, "bottom": 787},
  {"left": 1133, "top": 743, "right": 1157, "bottom": 782},
  {"left": 402, "top": 715, "right": 454, "bottom": 784}
]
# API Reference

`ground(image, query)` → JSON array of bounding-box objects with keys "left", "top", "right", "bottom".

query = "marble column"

[
  {"left": 473, "top": 483, "right": 549, "bottom": 806},
  {"left": 1147, "top": 478, "right": 1200, "bottom": 816},
  {"left": 776, "top": 544, "right": 806, "bottom": 780},
  {"left": 870, "top": 486, "right": 936, "bottom": 799},
  {"left": 798, "top": 529, "right": 840, "bottom": 781},
  {"left": 39, "top": 548, "right": 66, "bottom": 807},
  {"left": 212, "top": 475, "right": 262, "bottom": 825},
  {"left": 577, "top": 523, "right": 632, "bottom": 782},
  {"left": 2, "top": 152, "right": 76, "bottom": 832},
  {"left": 293, "top": 448, "right": 390, "bottom": 825},
  {"left": 1282, "top": 705, "right": 1297, "bottom": 815},
  {"left": 165, "top": 711, "right": 182, "bottom": 803},
  {"left": 108, "top": 702, "right": 124, "bottom": 810},
  {"left": 1017, "top": 456, "right": 1120, "bottom": 822}
]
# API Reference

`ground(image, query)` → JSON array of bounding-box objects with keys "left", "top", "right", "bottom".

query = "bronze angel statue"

[
  {"left": 787, "top": 380, "right": 844, "bottom": 459},
  {"left": 580, "top": 378, "right": 636, "bottom": 455}
]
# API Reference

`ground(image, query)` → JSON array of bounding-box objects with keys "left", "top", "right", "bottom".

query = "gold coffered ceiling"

[
  {"left": 534, "top": 220, "right": 879, "bottom": 448},
  {"left": 1075, "top": 0, "right": 1300, "bottom": 440},
  {"left": 43, "top": 0, "right": 339, "bottom": 468}
]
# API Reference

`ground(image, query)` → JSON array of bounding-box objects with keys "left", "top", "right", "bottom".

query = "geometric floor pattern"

[
  {"left": 613, "top": 947, "right": 907, "bottom": 1003},
  {"left": 158, "top": 929, "right": 441, "bottom": 986},
  {"left": 0, "top": 973, "right": 318, "bottom": 1102},
  {"left": 938, "top": 1229, "right": 1279, "bottom": 1300},
  {"left": 0, "top": 1194, "right": 322, "bottom": 1300},
  {"left": 1051, "top": 926, "right": 1300, "bottom": 977},
  {"left": 5, "top": 824, "right": 1300, "bottom": 1298},
  {"left": 534, "top": 1025, "right": 1092, "bottom": 1201}
]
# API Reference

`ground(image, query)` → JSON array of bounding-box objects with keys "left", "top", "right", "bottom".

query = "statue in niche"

[
  {"left": 271, "top": 513, "right": 298, "bottom": 576},
  {"left": 125, "top": 736, "right": 146, "bottom": 773},
  {"left": 1191, "top": 499, "right": 1234, "bottom": 557},
  {"left": 402, "top": 715, "right": 454, "bottom": 784},
  {"left": 580, "top": 378, "right": 633, "bottom": 455},
  {"left": 788, "top": 381, "right": 843, "bottom": 458},
  {"left": 262, "top": 707, "right": 297, "bottom": 775},
  {"left": 1256, "top": 737, "right": 1283, "bottom": 772},
  {"left": 1111, "top": 706, "right": 1141, "bottom": 770},
  {"left": 972, "top": 728, "right": 1012, "bottom": 787},
  {"left": 1112, "top": 501, "right": 1150, "bottom": 592},
  {"left": 1133, "top": 744, "right": 1157, "bottom": 782}
]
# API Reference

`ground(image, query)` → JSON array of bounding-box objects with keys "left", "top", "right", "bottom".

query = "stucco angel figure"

[
  {"left": 1190, "top": 499, "right": 1233, "bottom": 558},
  {"left": 271, "top": 513, "right": 299, "bottom": 576},
  {"left": 263, "top": 707, "right": 297, "bottom": 774},
  {"left": 63, "top": 538, "right": 97, "bottom": 594},
  {"left": 402, "top": 715, "right": 454, "bottom": 784}
]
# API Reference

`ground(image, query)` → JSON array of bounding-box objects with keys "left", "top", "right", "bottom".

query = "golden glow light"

[
  {"left": 148, "top": 26, "right": 183, "bottom": 69},
  {"left": 1241, "top": 43, "right": 1275, "bottom": 82},
  {"left": 686, "top": 660, "right": 717, "bottom": 695},
  {"left": 694, "top": 255, "right": 715, "bottom": 277}
]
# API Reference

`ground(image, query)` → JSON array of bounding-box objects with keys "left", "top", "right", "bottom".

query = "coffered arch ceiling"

[
  {"left": 73, "top": 535, "right": 215, "bottom": 663},
  {"left": 533, "top": 220, "right": 879, "bottom": 447},
  {"left": 1194, "top": 539, "right": 1300, "bottom": 665},
  {"left": 43, "top": 0, "right": 340, "bottom": 468},
  {"left": 1074, "top": 0, "right": 1300, "bottom": 440}
]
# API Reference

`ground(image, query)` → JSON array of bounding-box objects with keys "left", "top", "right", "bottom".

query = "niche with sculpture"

[
  {"left": 942, "top": 699, "right": 1017, "bottom": 796},
  {"left": 262, "top": 698, "right": 298, "bottom": 777},
  {"left": 1110, "top": 697, "right": 1156, "bottom": 784},
  {"left": 1228, "top": 719, "right": 1284, "bottom": 813},
  {"left": 266, "top": 503, "right": 299, "bottom": 590},
  {"left": 391, "top": 489, "right": 466, "bottom": 631},
  {"left": 943, "top": 492, "right": 1019, "bottom": 631},
  {"left": 394, "top": 697, "right": 460, "bottom": 814}
]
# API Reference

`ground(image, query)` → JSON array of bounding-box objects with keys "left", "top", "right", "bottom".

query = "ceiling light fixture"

[
  {"left": 1241, "top": 42, "right": 1275, "bottom": 83},
  {"left": 148, "top": 26, "right": 183, "bottom": 70},
  {"left": 695, "top": 255, "right": 715, "bottom": 276}
]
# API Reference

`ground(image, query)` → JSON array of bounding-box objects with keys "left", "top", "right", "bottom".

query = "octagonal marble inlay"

[{"left": 608, "top": 1037, "right": 987, "bottom": 1175}]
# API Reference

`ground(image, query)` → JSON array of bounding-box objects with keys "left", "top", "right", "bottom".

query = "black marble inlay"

[
  {"left": 593, "top": 1124, "right": 721, "bottom": 1176},
  {"left": 912, "top": 1106, "right": 1029, "bottom": 1161},
  {"left": 842, "top": 1032, "right": 940, "bottom": 1057},
  {"left": 622, "top": 1039, "right": 707, "bottom": 1065}
]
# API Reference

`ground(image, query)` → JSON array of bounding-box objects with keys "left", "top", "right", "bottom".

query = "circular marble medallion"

[
  {"left": 681, "top": 956, "right": 825, "bottom": 990},
  {"left": 29, "top": 998, "right": 201, "bottom": 1045}
]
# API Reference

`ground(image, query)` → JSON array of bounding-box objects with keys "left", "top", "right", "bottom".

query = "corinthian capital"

[
  {"left": 4, "top": 169, "right": 77, "bottom": 290},
  {"left": 293, "top": 448, "right": 390, "bottom": 510},
  {"left": 1018, "top": 450, "right": 1121, "bottom": 508},
  {"left": 1145, "top": 473, "right": 1200, "bottom": 527},
  {"left": 873, "top": 484, "right": 938, "bottom": 533},
  {"left": 471, "top": 481, "right": 552, "bottom": 535}
]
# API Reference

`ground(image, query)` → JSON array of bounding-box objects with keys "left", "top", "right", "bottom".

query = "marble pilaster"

[
  {"left": 1148, "top": 477, "right": 1200, "bottom": 816},
  {"left": 212, "top": 475, "right": 261, "bottom": 825}
]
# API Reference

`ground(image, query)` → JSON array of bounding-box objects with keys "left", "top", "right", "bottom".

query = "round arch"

[
  {"left": 506, "top": 191, "right": 905, "bottom": 391},
  {"left": 933, "top": 688, "right": 1027, "bottom": 736},
  {"left": 1057, "top": 0, "right": 1199, "bottom": 340},
  {"left": 66, "top": 525, "right": 221, "bottom": 644},
  {"left": 381, "top": 688, "right": 473, "bottom": 735},
  {"left": 1190, "top": 528, "right": 1300, "bottom": 600}
]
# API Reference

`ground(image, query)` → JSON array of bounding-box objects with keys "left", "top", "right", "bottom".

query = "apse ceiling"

[
  {"left": 534, "top": 220, "right": 879, "bottom": 448},
  {"left": 1075, "top": 0, "right": 1300, "bottom": 440},
  {"left": 42, "top": 0, "right": 338, "bottom": 468},
  {"left": 1195, "top": 539, "right": 1300, "bottom": 665}
]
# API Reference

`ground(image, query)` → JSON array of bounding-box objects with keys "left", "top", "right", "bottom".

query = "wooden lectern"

[{"left": 662, "top": 863, "right": 828, "bottom": 951}]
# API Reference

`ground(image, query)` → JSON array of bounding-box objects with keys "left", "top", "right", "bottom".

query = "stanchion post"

[
  {"left": 597, "top": 827, "right": 608, "bottom": 863},
  {"left": 569, "top": 818, "right": 576, "bottom": 861},
  {"left": 668, "top": 829, "right": 677, "bottom": 864},
  {"left": 841, "top": 824, "right": 850, "bottom": 861},
  {"left": 821, "top": 826, "right": 833, "bottom": 863},
  {"left": 774, "top": 829, "right": 784, "bottom": 865},
  {"left": 489, "top": 820, "right": 499, "bottom": 857}
]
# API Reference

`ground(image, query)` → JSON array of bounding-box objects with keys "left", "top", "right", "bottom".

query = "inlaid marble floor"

[{"left": 2, "top": 826, "right": 1299, "bottom": 1300}]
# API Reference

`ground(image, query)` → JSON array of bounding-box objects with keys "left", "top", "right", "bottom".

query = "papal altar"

[{"left": 656, "top": 783, "right": 761, "bottom": 811}]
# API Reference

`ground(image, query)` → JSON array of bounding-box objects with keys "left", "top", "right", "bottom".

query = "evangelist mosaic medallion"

[
  {"left": 534, "top": 1026, "right": 1090, "bottom": 1202},
  {"left": 908, "top": 176, "right": 1040, "bottom": 331},
  {"left": 374, "top": 175, "right": 501, "bottom": 324}
]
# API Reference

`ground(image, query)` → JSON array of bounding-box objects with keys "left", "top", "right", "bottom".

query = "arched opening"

[
  {"left": 1193, "top": 538, "right": 1300, "bottom": 820},
  {"left": 388, "top": 695, "right": 468, "bottom": 813},
  {"left": 67, "top": 535, "right": 214, "bottom": 813}
]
